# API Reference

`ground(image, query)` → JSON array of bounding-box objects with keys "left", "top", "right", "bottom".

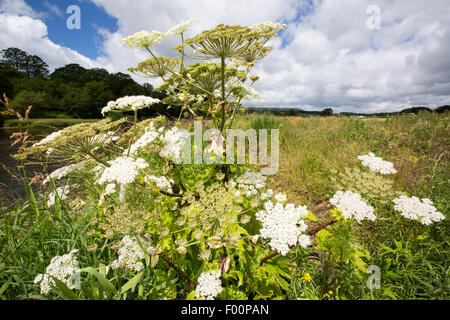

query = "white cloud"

[
  {"left": 0, "top": 13, "right": 100, "bottom": 71},
  {"left": 0, "top": 0, "right": 43, "bottom": 18},
  {"left": 1, "top": 0, "right": 450, "bottom": 113}
]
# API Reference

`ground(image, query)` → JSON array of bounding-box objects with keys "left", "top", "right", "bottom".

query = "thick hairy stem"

[
  {"left": 161, "top": 255, "right": 195, "bottom": 289},
  {"left": 244, "top": 280, "right": 267, "bottom": 300},
  {"left": 219, "top": 55, "right": 226, "bottom": 134}
]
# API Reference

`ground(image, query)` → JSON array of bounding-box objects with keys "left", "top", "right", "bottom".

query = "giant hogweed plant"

[{"left": 14, "top": 20, "right": 445, "bottom": 300}]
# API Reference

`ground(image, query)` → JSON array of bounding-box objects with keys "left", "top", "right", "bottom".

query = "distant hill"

[{"left": 245, "top": 105, "right": 448, "bottom": 117}]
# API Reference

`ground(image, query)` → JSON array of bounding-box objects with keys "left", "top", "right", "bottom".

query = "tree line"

[{"left": 0, "top": 47, "right": 171, "bottom": 120}]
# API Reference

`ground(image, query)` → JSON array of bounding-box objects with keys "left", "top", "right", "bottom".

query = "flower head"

[
  {"left": 97, "top": 156, "right": 148, "bottom": 185},
  {"left": 121, "top": 30, "right": 166, "bottom": 49},
  {"left": 393, "top": 196, "right": 445, "bottom": 225},
  {"left": 358, "top": 152, "right": 397, "bottom": 175},
  {"left": 329, "top": 190, "right": 376, "bottom": 222},
  {"left": 101, "top": 96, "right": 160, "bottom": 116},
  {"left": 167, "top": 19, "right": 195, "bottom": 36},
  {"left": 256, "top": 200, "right": 310, "bottom": 255},
  {"left": 34, "top": 249, "right": 80, "bottom": 295},
  {"left": 195, "top": 270, "right": 223, "bottom": 300}
]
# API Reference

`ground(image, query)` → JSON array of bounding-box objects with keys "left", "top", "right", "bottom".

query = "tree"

[
  {"left": 1, "top": 48, "right": 49, "bottom": 77},
  {"left": 0, "top": 62, "right": 25, "bottom": 97},
  {"left": 320, "top": 108, "right": 333, "bottom": 116},
  {"left": 11, "top": 90, "right": 53, "bottom": 117},
  {"left": 1, "top": 47, "right": 27, "bottom": 70}
]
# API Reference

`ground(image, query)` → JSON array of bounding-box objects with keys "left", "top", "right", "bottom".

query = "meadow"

[{"left": 0, "top": 111, "right": 448, "bottom": 300}]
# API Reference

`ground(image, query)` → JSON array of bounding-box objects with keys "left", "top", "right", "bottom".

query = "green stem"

[
  {"left": 145, "top": 47, "right": 211, "bottom": 96},
  {"left": 126, "top": 109, "right": 138, "bottom": 157}
]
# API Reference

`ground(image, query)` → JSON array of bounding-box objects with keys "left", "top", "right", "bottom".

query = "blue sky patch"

[{"left": 25, "top": 0, "right": 118, "bottom": 59}]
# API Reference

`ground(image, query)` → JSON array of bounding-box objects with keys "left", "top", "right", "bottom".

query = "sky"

[{"left": 0, "top": 0, "right": 449, "bottom": 113}]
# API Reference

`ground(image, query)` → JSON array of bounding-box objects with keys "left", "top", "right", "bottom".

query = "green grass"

[
  {"left": 3, "top": 118, "right": 100, "bottom": 128},
  {"left": 0, "top": 112, "right": 448, "bottom": 300}
]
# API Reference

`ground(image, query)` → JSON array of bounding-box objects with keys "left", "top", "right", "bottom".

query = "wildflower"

[
  {"left": 121, "top": 30, "right": 166, "bottom": 49},
  {"left": 229, "top": 169, "right": 267, "bottom": 197},
  {"left": 302, "top": 273, "right": 312, "bottom": 283},
  {"left": 97, "top": 156, "right": 148, "bottom": 185},
  {"left": 260, "top": 189, "right": 273, "bottom": 200},
  {"left": 195, "top": 270, "right": 223, "bottom": 300},
  {"left": 274, "top": 192, "right": 287, "bottom": 203},
  {"left": 101, "top": 96, "right": 160, "bottom": 116},
  {"left": 159, "top": 127, "right": 192, "bottom": 160},
  {"left": 392, "top": 196, "right": 445, "bottom": 225},
  {"left": 357, "top": 152, "right": 397, "bottom": 175},
  {"left": 256, "top": 200, "right": 310, "bottom": 255},
  {"left": 43, "top": 162, "right": 85, "bottom": 185},
  {"left": 32, "top": 129, "right": 63, "bottom": 147},
  {"left": 205, "top": 132, "right": 225, "bottom": 156},
  {"left": 34, "top": 249, "right": 80, "bottom": 295},
  {"left": 167, "top": 19, "right": 195, "bottom": 36},
  {"left": 329, "top": 190, "right": 376, "bottom": 222},
  {"left": 47, "top": 186, "right": 70, "bottom": 207},
  {"left": 111, "top": 235, "right": 154, "bottom": 272},
  {"left": 145, "top": 175, "right": 174, "bottom": 193},
  {"left": 123, "top": 122, "right": 160, "bottom": 155}
]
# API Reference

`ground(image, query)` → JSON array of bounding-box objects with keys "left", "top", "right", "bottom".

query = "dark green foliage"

[{"left": 0, "top": 48, "right": 167, "bottom": 120}]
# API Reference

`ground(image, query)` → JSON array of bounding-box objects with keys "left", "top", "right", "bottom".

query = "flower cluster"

[
  {"left": 195, "top": 270, "right": 223, "bottom": 300},
  {"left": 357, "top": 152, "right": 397, "bottom": 175},
  {"left": 32, "top": 129, "right": 63, "bottom": 147},
  {"left": 166, "top": 19, "right": 195, "bottom": 36},
  {"left": 256, "top": 200, "right": 310, "bottom": 255},
  {"left": 34, "top": 249, "right": 80, "bottom": 295},
  {"left": 145, "top": 175, "right": 174, "bottom": 193},
  {"left": 97, "top": 156, "right": 148, "bottom": 185},
  {"left": 329, "top": 190, "right": 376, "bottom": 222},
  {"left": 47, "top": 186, "right": 70, "bottom": 207},
  {"left": 229, "top": 169, "right": 267, "bottom": 197},
  {"left": 111, "top": 235, "right": 155, "bottom": 272},
  {"left": 159, "top": 127, "right": 192, "bottom": 160},
  {"left": 126, "top": 123, "right": 162, "bottom": 155},
  {"left": 392, "top": 196, "right": 445, "bottom": 225},
  {"left": 43, "top": 162, "right": 86, "bottom": 185},
  {"left": 121, "top": 30, "right": 166, "bottom": 49},
  {"left": 101, "top": 96, "right": 160, "bottom": 116},
  {"left": 250, "top": 21, "right": 287, "bottom": 34}
]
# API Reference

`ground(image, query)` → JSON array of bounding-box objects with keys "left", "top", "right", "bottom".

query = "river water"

[{"left": 0, "top": 127, "right": 55, "bottom": 199}]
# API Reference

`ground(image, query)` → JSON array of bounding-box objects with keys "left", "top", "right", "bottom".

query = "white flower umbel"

[
  {"left": 250, "top": 21, "right": 287, "bottom": 33},
  {"left": 166, "top": 18, "right": 195, "bottom": 36},
  {"left": 159, "top": 127, "right": 192, "bottom": 160},
  {"left": 98, "top": 183, "right": 117, "bottom": 206},
  {"left": 32, "top": 129, "right": 63, "bottom": 147},
  {"left": 229, "top": 169, "right": 267, "bottom": 197},
  {"left": 393, "top": 196, "right": 445, "bottom": 225},
  {"left": 97, "top": 156, "right": 148, "bottom": 185},
  {"left": 101, "top": 96, "right": 160, "bottom": 116},
  {"left": 43, "top": 162, "right": 85, "bottom": 185},
  {"left": 195, "top": 270, "right": 223, "bottom": 300},
  {"left": 145, "top": 175, "right": 174, "bottom": 193},
  {"left": 126, "top": 122, "right": 161, "bottom": 155},
  {"left": 97, "top": 156, "right": 148, "bottom": 202},
  {"left": 34, "top": 249, "right": 80, "bottom": 295},
  {"left": 256, "top": 200, "right": 310, "bottom": 255},
  {"left": 357, "top": 152, "right": 397, "bottom": 175},
  {"left": 330, "top": 190, "right": 376, "bottom": 222},
  {"left": 47, "top": 185, "right": 70, "bottom": 207},
  {"left": 205, "top": 132, "right": 225, "bottom": 156},
  {"left": 121, "top": 30, "right": 166, "bottom": 49},
  {"left": 111, "top": 235, "right": 155, "bottom": 272}
]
